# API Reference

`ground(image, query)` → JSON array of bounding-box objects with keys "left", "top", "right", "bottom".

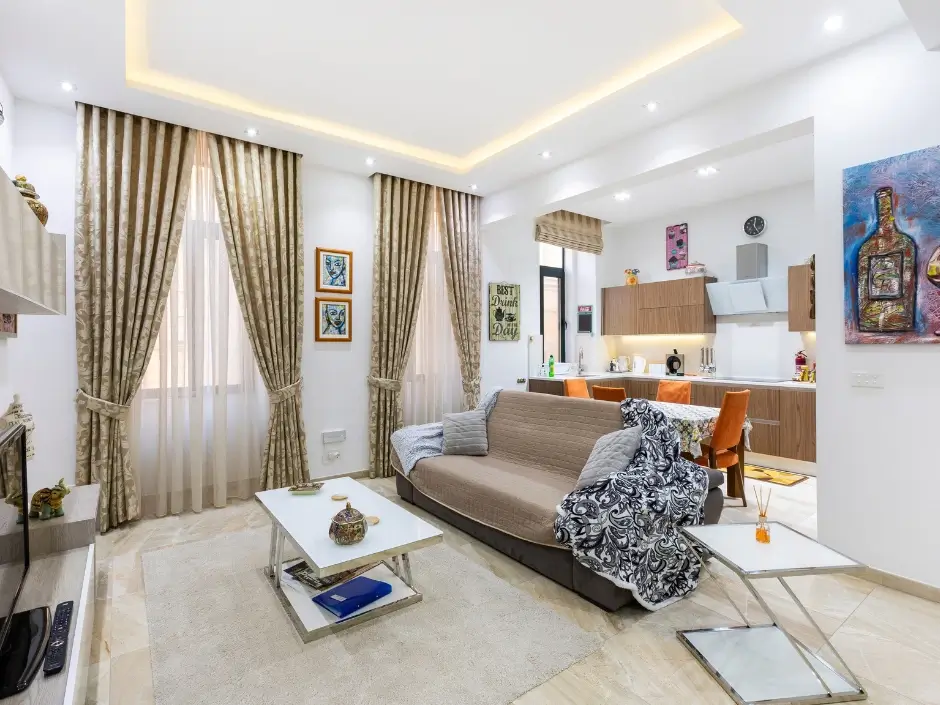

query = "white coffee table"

[
  {"left": 679, "top": 522, "right": 867, "bottom": 705},
  {"left": 255, "top": 476, "right": 443, "bottom": 642}
]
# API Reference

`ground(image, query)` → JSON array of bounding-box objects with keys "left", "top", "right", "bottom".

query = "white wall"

[
  {"left": 302, "top": 166, "right": 374, "bottom": 478},
  {"left": 0, "top": 71, "right": 13, "bottom": 174},
  {"left": 600, "top": 183, "right": 817, "bottom": 379},
  {"left": 1, "top": 101, "right": 77, "bottom": 492}
]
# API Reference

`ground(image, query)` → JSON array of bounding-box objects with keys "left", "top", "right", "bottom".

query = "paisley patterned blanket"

[{"left": 554, "top": 398, "right": 709, "bottom": 610}]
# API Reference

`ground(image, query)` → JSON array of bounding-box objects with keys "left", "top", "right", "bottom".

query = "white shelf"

[{"left": 0, "top": 166, "right": 66, "bottom": 315}]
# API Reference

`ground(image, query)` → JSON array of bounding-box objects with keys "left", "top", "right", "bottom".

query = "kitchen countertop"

[{"left": 529, "top": 371, "right": 816, "bottom": 391}]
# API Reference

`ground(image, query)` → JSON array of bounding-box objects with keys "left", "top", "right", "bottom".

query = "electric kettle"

[{"left": 631, "top": 355, "right": 647, "bottom": 374}]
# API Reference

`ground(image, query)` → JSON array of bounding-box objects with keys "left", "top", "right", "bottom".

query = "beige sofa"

[{"left": 393, "top": 390, "right": 725, "bottom": 611}]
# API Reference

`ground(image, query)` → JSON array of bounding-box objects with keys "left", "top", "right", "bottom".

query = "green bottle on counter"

[{"left": 548, "top": 354, "right": 555, "bottom": 378}]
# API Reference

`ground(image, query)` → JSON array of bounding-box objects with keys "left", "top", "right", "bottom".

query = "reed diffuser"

[{"left": 754, "top": 486, "right": 772, "bottom": 544}]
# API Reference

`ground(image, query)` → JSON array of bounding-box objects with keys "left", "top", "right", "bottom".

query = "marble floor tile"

[
  {"left": 110, "top": 553, "right": 142, "bottom": 599},
  {"left": 843, "top": 585, "right": 940, "bottom": 661},
  {"left": 109, "top": 593, "right": 149, "bottom": 659},
  {"left": 109, "top": 647, "right": 154, "bottom": 705},
  {"left": 85, "top": 659, "right": 109, "bottom": 705},
  {"left": 90, "top": 598, "right": 111, "bottom": 665}
]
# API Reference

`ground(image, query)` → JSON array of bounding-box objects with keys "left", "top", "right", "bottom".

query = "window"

[{"left": 539, "top": 244, "right": 566, "bottom": 363}]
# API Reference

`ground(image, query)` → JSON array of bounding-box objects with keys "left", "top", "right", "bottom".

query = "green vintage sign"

[{"left": 489, "top": 283, "right": 520, "bottom": 341}]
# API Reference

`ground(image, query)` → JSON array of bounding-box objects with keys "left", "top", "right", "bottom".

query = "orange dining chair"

[
  {"left": 656, "top": 380, "right": 692, "bottom": 405},
  {"left": 695, "top": 390, "right": 751, "bottom": 506},
  {"left": 563, "top": 378, "right": 591, "bottom": 398},
  {"left": 592, "top": 386, "right": 627, "bottom": 402}
]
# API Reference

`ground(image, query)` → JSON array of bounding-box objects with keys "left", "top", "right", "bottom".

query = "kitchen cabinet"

[
  {"left": 788, "top": 264, "right": 815, "bottom": 332},
  {"left": 528, "top": 378, "right": 564, "bottom": 396},
  {"left": 779, "top": 388, "right": 816, "bottom": 461},
  {"left": 637, "top": 278, "right": 716, "bottom": 335},
  {"left": 601, "top": 286, "right": 638, "bottom": 335},
  {"left": 692, "top": 383, "right": 781, "bottom": 457}
]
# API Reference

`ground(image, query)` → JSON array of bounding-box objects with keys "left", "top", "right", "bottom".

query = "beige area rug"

[{"left": 142, "top": 529, "right": 602, "bottom": 705}]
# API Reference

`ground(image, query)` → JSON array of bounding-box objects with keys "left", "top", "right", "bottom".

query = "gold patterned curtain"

[
  {"left": 438, "top": 188, "right": 483, "bottom": 409},
  {"left": 207, "top": 135, "right": 309, "bottom": 490},
  {"left": 74, "top": 103, "right": 197, "bottom": 531},
  {"left": 368, "top": 175, "right": 434, "bottom": 477},
  {"left": 534, "top": 210, "right": 604, "bottom": 254}
]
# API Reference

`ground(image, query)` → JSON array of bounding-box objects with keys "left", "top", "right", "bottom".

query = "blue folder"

[{"left": 312, "top": 575, "right": 392, "bottom": 619}]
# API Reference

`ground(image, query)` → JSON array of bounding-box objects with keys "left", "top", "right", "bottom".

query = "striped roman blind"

[{"left": 534, "top": 210, "right": 604, "bottom": 254}]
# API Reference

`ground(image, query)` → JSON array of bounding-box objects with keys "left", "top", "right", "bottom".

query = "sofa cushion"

[
  {"left": 486, "top": 391, "right": 623, "bottom": 483},
  {"left": 706, "top": 467, "right": 724, "bottom": 490},
  {"left": 442, "top": 409, "right": 488, "bottom": 456},
  {"left": 409, "top": 455, "right": 573, "bottom": 546},
  {"left": 575, "top": 426, "right": 642, "bottom": 491}
]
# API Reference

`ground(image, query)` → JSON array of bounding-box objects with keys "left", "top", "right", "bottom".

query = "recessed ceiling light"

[
  {"left": 824, "top": 15, "right": 844, "bottom": 32},
  {"left": 244, "top": 127, "right": 259, "bottom": 138},
  {"left": 470, "top": 184, "right": 478, "bottom": 192},
  {"left": 644, "top": 101, "right": 659, "bottom": 113},
  {"left": 365, "top": 157, "right": 375, "bottom": 166},
  {"left": 60, "top": 81, "right": 76, "bottom": 93},
  {"left": 614, "top": 191, "right": 631, "bottom": 201},
  {"left": 697, "top": 166, "right": 719, "bottom": 177},
  {"left": 539, "top": 151, "right": 552, "bottom": 160}
]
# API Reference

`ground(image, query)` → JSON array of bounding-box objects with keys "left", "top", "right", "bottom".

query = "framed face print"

[
  {"left": 316, "top": 247, "right": 353, "bottom": 294},
  {"left": 315, "top": 297, "right": 352, "bottom": 342}
]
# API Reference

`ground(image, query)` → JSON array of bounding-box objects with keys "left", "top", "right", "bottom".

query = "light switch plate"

[
  {"left": 851, "top": 372, "right": 883, "bottom": 389},
  {"left": 322, "top": 429, "right": 346, "bottom": 444}
]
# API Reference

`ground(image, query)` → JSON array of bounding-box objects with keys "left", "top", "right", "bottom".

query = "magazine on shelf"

[{"left": 282, "top": 560, "right": 378, "bottom": 592}]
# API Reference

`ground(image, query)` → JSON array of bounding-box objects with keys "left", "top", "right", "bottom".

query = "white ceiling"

[
  {"left": 0, "top": 0, "right": 909, "bottom": 193},
  {"left": 575, "top": 134, "right": 814, "bottom": 225}
]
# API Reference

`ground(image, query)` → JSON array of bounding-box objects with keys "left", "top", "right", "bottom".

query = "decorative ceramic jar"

[
  {"left": 2, "top": 395, "right": 35, "bottom": 459},
  {"left": 685, "top": 261, "right": 707, "bottom": 277},
  {"left": 329, "top": 501, "right": 368, "bottom": 545},
  {"left": 12, "top": 175, "right": 49, "bottom": 226},
  {"left": 624, "top": 269, "right": 640, "bottom": 286}
]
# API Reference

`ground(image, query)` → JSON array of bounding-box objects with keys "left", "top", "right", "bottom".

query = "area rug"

[
  {"left": 722, "top": 464, "right": 808, "bottom": 487},
  {"left": 142, "top": 529, "right": 602, "bottom": 705}
]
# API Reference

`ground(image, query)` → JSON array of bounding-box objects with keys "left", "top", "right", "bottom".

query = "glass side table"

[{"left": 679, "top": 522, "right": 867, "bottom": 705}]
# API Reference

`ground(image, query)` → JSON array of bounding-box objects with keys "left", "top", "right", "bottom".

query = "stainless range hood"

[{"left": 705, "top": 243, "right": 788, "bottom": 315}]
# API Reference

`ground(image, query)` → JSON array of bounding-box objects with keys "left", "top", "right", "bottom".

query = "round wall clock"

[{"left": 744, "top": 215, "right": 766, "bottom": 238}]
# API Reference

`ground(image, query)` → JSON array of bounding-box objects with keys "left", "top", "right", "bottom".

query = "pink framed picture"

[{"left": 666, "top": 223, "right": 689, "bottom": 270}]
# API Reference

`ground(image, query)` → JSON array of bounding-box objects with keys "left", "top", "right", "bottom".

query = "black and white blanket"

[{"left": 554, "top": 399, "right": 709, "bottom": 610}]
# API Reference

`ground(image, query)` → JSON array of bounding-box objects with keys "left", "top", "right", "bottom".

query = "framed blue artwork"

[{"left": 316, "top": 247, "right": 353, "bottom": 294}]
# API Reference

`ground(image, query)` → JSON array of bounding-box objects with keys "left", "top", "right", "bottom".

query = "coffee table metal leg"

[
  {"left": 738, "top": 574, "right": 833, "bottom": 698},
  {"left": 274, "top": 530, "right": 285, "bottom": 588},
  {"left": 401, "top": 553, "right": 414, "bottom": 588},
  {"left": 689, "top": 543, "right": 754, "bottom": 627},
  {"left": 268, "top": 523, "right": 278, "bottom": 578},
  {"left": 390, "top": 555, "right": 402, "bottom": 579}
]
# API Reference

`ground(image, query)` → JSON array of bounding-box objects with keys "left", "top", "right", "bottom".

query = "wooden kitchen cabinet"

[
  {"left": 779, "top": 388, "right": 816, "bottom": 461},
  {"left": 788, "top": 264, "right": 815, "bottom": 332},
  {"left": 601, "top": 286, "right": 638, "bottom": 335},
  {"left": 636, "top": 278, "right": 716, "bottom": 335}
]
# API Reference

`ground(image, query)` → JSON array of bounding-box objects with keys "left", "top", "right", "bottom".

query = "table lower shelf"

[
  {"left": 264, "top": 561, "right": 422, "bottom": 643},
  {"left": 678, "top": 625, "right": 866, "bottom": 705}
]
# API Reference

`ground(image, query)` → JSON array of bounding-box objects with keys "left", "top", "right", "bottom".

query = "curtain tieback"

[
  {"left": 269, "top": 378, "right": 303, "bottom": 404},
  {"left": 75, "top": 389, "right": 130, "bottom": 420},
  {"left": 367, "top": 376, "right": 402, "bottom": 393},
  {"left": 462, "top": 376, "right": 481, "bottom": 395}
]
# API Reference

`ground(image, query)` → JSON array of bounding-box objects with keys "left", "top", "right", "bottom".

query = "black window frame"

[{"left": 539, "top": 248, "right": 566, "bottom": 363}]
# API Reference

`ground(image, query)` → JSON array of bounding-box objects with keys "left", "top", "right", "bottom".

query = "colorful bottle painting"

[{"left": 856, "top": 187, "right": 916, "bottom": 333}]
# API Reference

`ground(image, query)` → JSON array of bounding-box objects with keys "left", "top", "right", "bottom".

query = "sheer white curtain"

[
  {"left": 130, "top": 133, "right": 267, "bottom": 517},
  {"left": 402, "top": 202, "right": 464, "bottom": 425}
]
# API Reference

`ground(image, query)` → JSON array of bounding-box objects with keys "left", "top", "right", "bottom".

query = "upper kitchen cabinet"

[
  {"left": 788, "top": 264, "right": 815, "bottom": 332},
  {"left": 637, "top": 277, "right": 716, "bottom": 335},
  {"left": 601, "top": 285, "right": 638, "bottom": 335},
  {"left": 0, "top": 167, "right": 67, "bottom": 315}
]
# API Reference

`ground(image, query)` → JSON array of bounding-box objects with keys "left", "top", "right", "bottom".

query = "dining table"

[{"left": 649, "top": 400, "right": 753, "bottom": 504}]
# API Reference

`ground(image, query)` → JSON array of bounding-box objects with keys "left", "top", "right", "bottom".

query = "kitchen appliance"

[
  {"left": 631, "top": 355, "right": 647, "bottom": 374},
  {"left": 705, "top": 243, "right": 789, "bottom": 315},
  {"left": 617, "top": 356, "right": 629, "bottom": 372},
  {"left": 665, "top": 349, "right": 685, "bottom": 376}
]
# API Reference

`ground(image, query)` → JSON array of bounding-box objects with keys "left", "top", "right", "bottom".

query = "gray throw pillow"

[
  {"left": 442, "top": 409, "right": 488, "bottom": 456},
  {"left": 575, "top": 426, "right": 642, "bottom": 491}
]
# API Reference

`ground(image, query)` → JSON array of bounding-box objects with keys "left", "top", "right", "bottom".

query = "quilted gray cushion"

[
  {"left": 574, "top": 426, "right": 642, "bottom": 491},
  {"left": 442, "top": 409, "right": 488, "bottom": 456}
]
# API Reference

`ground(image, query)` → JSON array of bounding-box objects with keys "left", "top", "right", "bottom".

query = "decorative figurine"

[
  {"left": 329, "top": 501, "right": 368, "bottom": 545},
  {"left": 288, "top": 481, "right": 324, "bottom": 495},
  {"left": 5, "top": 490, "right": 24, "bottom": 525},
  {"left": 2, "top": 395, "right": 36, "bottom": 459},
  {"left": 624, "top": 269, "right": 640, "bottom": 286},
  {"left": 12, "top": 175, "right": 49, "bottom": 226},
  {"left": 29, "top": 478, "right": 70, "bottom": 520}
]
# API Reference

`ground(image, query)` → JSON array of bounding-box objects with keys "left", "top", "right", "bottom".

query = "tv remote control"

[{"left": 43, "top": 601, "right": 73, "bottom": 676}]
